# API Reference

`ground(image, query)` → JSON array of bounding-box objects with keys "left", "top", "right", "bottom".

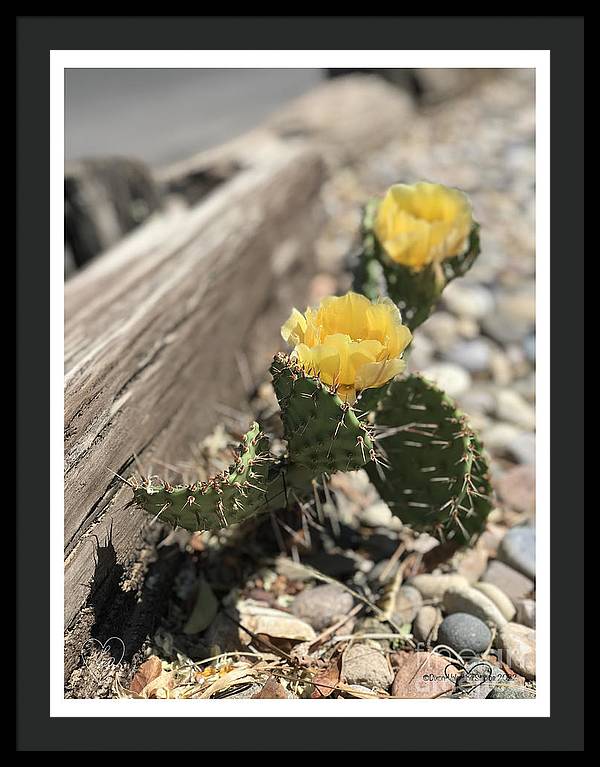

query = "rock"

[
  {"left": 407, "top": 333, "right": 434, "bottom": 370},
  {"left": 391, "top": 651, "right": 456, "bottom": 698},
  {"left": 421, "top": 362, "right": 472, "bottom": 398},
  {"left": 443, "top": 281, "right": 495, "bottom": 320},
  {"left": 487, "top": 684, "right": 536, "bottom": 699},
  {"left": 367, "top": 558, "right": 400, "bottom": 586},
  {"left": 437, "top": 613, "right": 492, "bottom": 655},
  {"left": 489, "top": 349, "right": 514, "bottom": 386},
  {"left": 473, "top": 582, "right": 516, "bottom": 621},
  {"left": 291, "top": 584, "right": 354, "bottom": 631},
  {"left": 524, "top": 334, "right": 535, "bottom": 363},
  {"left": 444, "top": 338, "right": 492, "bottom": 373},
  {"left": 515, "top": 599, "right": 536, "bottom": 628},
  {"left": 237, "top": 602, "right": 316, "bottom": 642},
  {"left": 408, "top": 573, "right": 470, "bottom": 601},
  {"left": 413, "top": 605, "right": 443, "bottom": 644},
  {"left": 341, "top": 644, "right": 394, "bottom": 691},
  {"left": 495, "top": 623, "right": 536, "bottom": 679},
  {"left": 495, "top": 464, "right": 535, "bottom": 514},
  {"left": 359, "top": 500, "right": 393, "bottom": 528},
  {"left": 508, "top": 432, "right": 536, "bottom": 465},
  {"left": 482, "top": 289, "right": 534, "bottom": 344},
  {"left": 443, "top": 585, "right": 508, "bottom": 628},
  {"left": 458, "top": 386, "right": 496, "bottom": 416},
  {"left": 496, "top": 390, "right": 536, "bottom": 431},
  {"left": 480, "top": 560, "right": 534, "bottom": 605},
  {"left": 481, "top": 422, "right": 522, "bottom": 457},
  {"left": 455, "top": 658, "right": 507, "bottom": 699},
  {"left": 422, "top": 311, "right": 459, "bottom": 351},
  {"left": 393, "top": 585, "right": 422, "bottom": 626},
  {"left": 455, "top": 547, "right": 489, "bottom": 583},
  {"left": 498, "top": 525, "right": 535, "bottom": 579}
]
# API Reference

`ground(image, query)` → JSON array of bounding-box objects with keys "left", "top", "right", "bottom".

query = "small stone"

[
  {"left": 367, "top": 558, "right": 400, "bottom": 586},
  {"left": 496, "top": 390, "right": 536, "bottom": 431},
  {"left": 524, "top": 334, "right": 536, "bottom": 364},
  {"left": 473, "top": 582, "right": 516, "bottom": 622},
  {"left": 391, "top": 651, "right": 455, "bottom": 698},
  {"left": 407, "top": 334, "right": 434, "bottom": 370},
  {"left": 341, "top": 644, "right": 394, "bottom": 691},
  {"left": 481, "top": 560, "right": 534, "bottom": 605},
  {"left": 508, "top": 432, "right": 536, "bottom": 465},
  {"left": 498, "top": 525, "right": 535, "bottom": 580},
  {"left": 444, "top": 338, "right": 492, "bottom": 373},
  {"left": 237, "top": 602, "right": 316, "bottom": 642},
  {"left": 443, "top": 585, "right": 508, "bottom": 628},
  {"left": 413, "top": 605, "right": 443, "bottom": 644},
  {"left": 487, "top": 684, "right": 536, "bottom": 699},
  {"left": 437, "top": 613, "right": 492, "bottom": 655},
  {"left": 422, "top": 311, "right": 459, "bottom": 351},
  {"left": 393, "top": 585, "right": 422, "bottom": 625},
  {"left": 443, "top": 282, "right": 495, "bottom": 320},
  {"left": 291, "top": 584, "right": 354, "bottom": 631},
  {"left": 495, "top": 464, "right": 535, "bottom": 515},
  {"left": 408, "top": 573, "right": 470, "bottom": 601},
  {"left": 359, "top": 500, "right": 392, "bottom": 528},
  {"left": 515, "top": 599, "right": 536, "bottom": 628},
  {"left": 421, "top": 363, "right": 472, "bottom": 398},
  {"left": 495, "top": 623, "right": 536, "bottom": 679},
  {"left": 481, "top": 423, "right": 522, "bottom": 457},
  {"left": 458, "top": 386, "right": 496, "bottom": 416},
  {"left": 455, "top": 547, "right": 489, "bottom": 583}
]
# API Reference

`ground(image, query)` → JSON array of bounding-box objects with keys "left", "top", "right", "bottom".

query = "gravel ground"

[{"left": 69, "top": 70, "right": 535, "bottom": 700}]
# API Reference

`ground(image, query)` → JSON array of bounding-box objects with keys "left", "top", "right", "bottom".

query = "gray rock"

[
  {"left": 508, "top": 432, "right": 536, "bottom": 465},
  {"left": 524, "top": 334, "right": 535, "bottom": 363},
  {"left": 443, "top": 282, "right": 495, "bottom": 320},
  {"left": 292, "top": 583, "right": 354, "bottom": 631},
  {"left": 458, "top": 386, "right": 496, "bottom": 416},
  {"left": 443, "top": 585, "right": 508, "bottom": 628},
  {"left": 498, "top": 525, "right": 535, "bottom": 580},
  {"left": 515, "top": 599, "right": 536, "bottom": 628},
  {"left": 341, "top": 644, "right": 394, "bottom": 690},
  {"left": 444, "top": 338, "right": 493, "bottom": 373},
  {"left": 367, "top": 558, "right": 400, "bottom": 586},
  {"left": 393, "top": 585, "right": 422, "bottom": 625},
  {"left": 422, "top": 311, "right": 459, "bottom": 351},
  {"left": 487, "top": 684, "right": 536, "bottom": 699},
  {"left": 408, "top": 573, "right": 470, "bottom": 601},
  {"left": 480, "top": 560, "right": 534, "bottom": 605},
  {"left": 413, "top": 605, "right": 443, "bottom": 644},
  {"left": 421, "top": 362, "right": 472, "bottom": 398},
  {"left": 495, "top": 623, "right": 536, "bottom": 679},
  {"left": 437, "top": 613, "right": 492, "bottom": 655},
  {"left": 495, "top": 390, "right": 536, "bottom": 431},
  {"left": 473, "top": 582, "right": 516, "bottom": 622}
]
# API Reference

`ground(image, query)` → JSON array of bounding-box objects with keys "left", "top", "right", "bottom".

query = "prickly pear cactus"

[
  {"left": 271, "top": 353, "right": 375, "bottom": 484},
  {"left": 131, "top": 422, "right": 274, "bottom": 532},
  {"left": 367, "top": 374, "right": 493, "bottom": 543},
  {"left": 352, "top": 196, "right": 481, "bottom": 331}
]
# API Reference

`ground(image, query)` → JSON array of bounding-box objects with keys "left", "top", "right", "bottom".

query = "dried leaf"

[
  {"left": 311, "top": 654, "right": 342, "bottom": 698},
  {"left": 130, "top": 656, "right": 163, "bottom": 695},
  {"left": 252, "top": 676, "right": 288, "bottom": 699},
  {"left": 183, "top": 575, "right": 219, "bottom": 635}
]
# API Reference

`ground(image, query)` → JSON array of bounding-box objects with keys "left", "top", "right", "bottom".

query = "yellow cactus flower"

[
  {"left": 281, "top": 292, "right": 412, "bottom": 402},
  {"left": 374, "top": 182, "right": 473, "bottom": 271}
]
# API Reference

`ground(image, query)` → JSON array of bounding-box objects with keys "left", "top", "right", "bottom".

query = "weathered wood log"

[{"left": 64, "top": 143, "right": 325, "bottom": 637}]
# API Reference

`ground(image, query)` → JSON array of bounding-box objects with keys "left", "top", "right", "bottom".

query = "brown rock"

[
  {"left": 391, "top": 651, "right": 455, "bottom": 698},
  {"left": 495, "top": 464, "right": 535, "bottom": 515}
]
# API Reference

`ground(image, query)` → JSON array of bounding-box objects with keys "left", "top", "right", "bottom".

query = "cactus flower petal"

[
  {"left": 281, "top": 292, "right": 411, "bottom": 400},
  {"left": 374, "top": 182, "right": 473, "bottom": 271}
]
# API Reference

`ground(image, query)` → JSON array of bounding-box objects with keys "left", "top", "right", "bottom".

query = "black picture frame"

[{"left": 16, "top": 15, "right": 584, "bottom": 751}]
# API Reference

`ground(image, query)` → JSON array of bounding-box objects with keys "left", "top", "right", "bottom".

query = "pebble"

[
  {"left": 443, "top": 282, "right": 495, "bottom": 320},
  {"left": 515, "top": 599, "right": 536, "bottom": 628},
  {"left": 495, "top": 623, "right": 536, "bottom": 679},
  {"left": 524, "top": 334, "right": 536, "bottom": 364},
  {"left": 495, "top": 389, "right": 536, "bottom": 431},
  {"left": 421, "top": 363, "right": 472, "bottom": 399},
  {"left": 408, "top": 573, "right": 470, "bottom": 601},
  {"left": 422, "top": 311, "right": 459, "bottom": 351},
  {"left": 407, "top": 334, "right": 434, "bottom": 370},
  {"left": 437, "top": 613, "right": 492, "bottom": 655},
  {"left": 341, "top": 644, "right": 394, "bottom": 691},
  {"left": 508, "top": 432, "right": 536, "bottom": 465},
  {"left": 481, "top": 422, "right": 522, "bottom": 457},
  {"left": 413, "top": 605, "right": 443, "bottom": 644},
  {"left": 237, "top": 602, "right": 316, "bottom": 642},
  {"left": 359, "top": 500, "right": 393, "bottom": 528},
  {"left": 393, "top": 585, "right": 423, "bottom": 626},
  {"left": 473, "top": 582, "right": 516, "bottom": 621},
  {"left": 443, "top": 584, "right": 508, "bottom": 628},
  {"left": 367, "top": 558, "right": 400, "bottom": 586},
  {"left": 480, "top": 560, "right": 534, "bottom": 605},
  {"left": 498, "top": 525, "right": 535, "bottom": 580},
  {"left": 487, "top": 684, "right": 536, "bottom": 699},
  {"left": 391, "top": 651, "right": 456, "bottom": 698},
  {"left": 455, "top": 547, "right": 489, "bottom": 583},
  {"left": 458, "top": 386, "right": 496, "bottom": 416},
  {"left": 291, "top": 584, "right": 354, "bottom": 632},
  {"left": 495, "top": 464, "right": 535, "bottom": 514},
  {"left": 443, "top": 338, "right": 492, "bottom": 373}
]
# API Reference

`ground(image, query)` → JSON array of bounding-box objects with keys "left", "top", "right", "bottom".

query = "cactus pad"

[
  {"left": 270, "top": 353, "right": 375, "bottom": 480},
  {"left": 131, "top": 422, "right": 274, "bottom": 532},
  {"left": 367, "top": 374, "right": 493, "bottom": 543}
]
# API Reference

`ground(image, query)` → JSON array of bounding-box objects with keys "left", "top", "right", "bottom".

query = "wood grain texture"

[{"left": 64, "top": 144, "right": 325, "bottom": 630}]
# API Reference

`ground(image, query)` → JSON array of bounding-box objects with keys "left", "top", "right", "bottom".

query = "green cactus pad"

[
  {"left": 367, "top": 374, "right": 493, "bottom": 543},
  {"left": 352, "top": 200, "right": 481, "bottom": 331},
  {"left": 131, "top": 422, "right": 274, "bottom": 532},
  {"left": 270, "top": 353, "right": 375, "bottom": 480}
]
